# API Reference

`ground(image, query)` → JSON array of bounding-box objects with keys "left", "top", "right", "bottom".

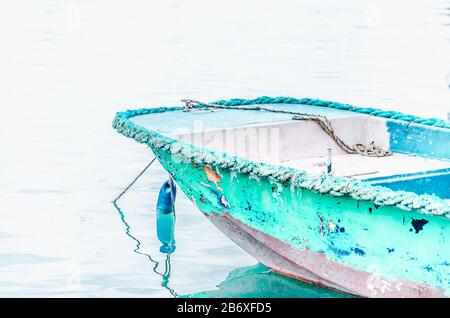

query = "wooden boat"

[{"left": 113, "top": 96, "right": 450, "bottom": 297}]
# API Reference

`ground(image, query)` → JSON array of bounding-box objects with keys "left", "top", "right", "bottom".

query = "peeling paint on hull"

[
  {"left": 153, "top": 148, "right": 449, "bottom": 298},
  {"left": 112, "top": 100, "right": 449, "bottom": 298},
  {"left": 207, "top": 213, "right": 445, "bottom": 298}
]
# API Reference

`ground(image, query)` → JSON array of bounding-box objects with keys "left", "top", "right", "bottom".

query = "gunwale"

[{"left": 112, "top": 97, "right": 450, "bottom": 218}]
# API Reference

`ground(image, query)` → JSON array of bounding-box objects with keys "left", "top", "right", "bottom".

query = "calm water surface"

[{"left": 0, "top": 0, "right": 449, "bottom": 297}]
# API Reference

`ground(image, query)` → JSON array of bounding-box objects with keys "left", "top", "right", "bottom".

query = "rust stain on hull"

[{"left": 203, "top": 165, "right": 223, "bottom": 191}]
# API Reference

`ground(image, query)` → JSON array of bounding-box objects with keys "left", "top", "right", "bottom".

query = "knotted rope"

[{"left": 181, "top": 99, "right": 392, "bottom": 157}]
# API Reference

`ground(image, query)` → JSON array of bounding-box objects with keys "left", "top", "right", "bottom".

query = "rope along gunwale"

[
  {"left": 181, "top": 99, "right": 392, "bottom": 157},
  {"left": 211, "top": 96, "right": 450, "bottom": 129},
  {"left": 112, "top": 97, "right": 450, "bottom": 218}
]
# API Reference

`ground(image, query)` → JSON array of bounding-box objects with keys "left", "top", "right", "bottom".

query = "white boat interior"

[
  {"left": 281, "top": 153, "right": 448, "bottom": 179},
  {"left": 166, "top": 113, "right": 449, "bottom": 180}
]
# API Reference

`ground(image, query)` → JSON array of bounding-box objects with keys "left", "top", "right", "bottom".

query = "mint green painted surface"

[
  {"left": 153, "top": 148, "right": 450, "bottom": 295},
  {"left": 113, "top": 103, "right": 450, "bottom": 218},
  {"left": 112, "top": 97, "right": 450, "bottom": 296}
]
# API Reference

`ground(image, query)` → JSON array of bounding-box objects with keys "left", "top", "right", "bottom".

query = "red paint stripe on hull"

[{"left": 206, "top": 212, "right": 446, "bottom": 298}]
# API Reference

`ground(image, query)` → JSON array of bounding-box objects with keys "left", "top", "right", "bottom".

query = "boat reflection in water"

[
  {"left": 113, "top": 187, "right": 178, "bottom": 297},
  {"left": 113, "top": 180, "right": 348, "bottom": 298},
  {"left": 183, "top": 263, "right": 348, "bottom": 298}
]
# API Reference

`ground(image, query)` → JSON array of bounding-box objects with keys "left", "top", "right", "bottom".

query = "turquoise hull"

[
  {"left": 113, "top": 97, "right": 450, "bottom": 297},
  {"left": 154, "top": 147, "right": 449, "bottom": 297}
]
